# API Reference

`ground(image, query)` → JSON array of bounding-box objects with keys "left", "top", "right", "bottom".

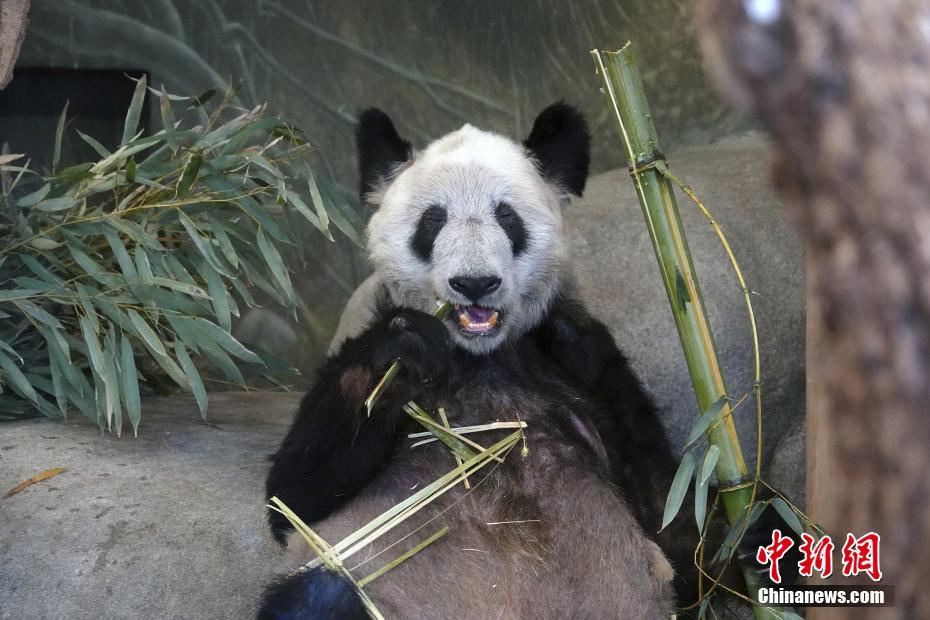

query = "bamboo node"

[{"left": 718, "top": 479, "right": 756, "bottom": 493}]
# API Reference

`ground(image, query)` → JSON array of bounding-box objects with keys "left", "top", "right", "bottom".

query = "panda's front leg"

[{"left": 265, "top": 307, "right": 454, "bottom": 545}]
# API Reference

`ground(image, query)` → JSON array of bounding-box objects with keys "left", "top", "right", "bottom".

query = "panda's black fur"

[{"left": 259, "top": 104, "right": 790, "bottom": 619}]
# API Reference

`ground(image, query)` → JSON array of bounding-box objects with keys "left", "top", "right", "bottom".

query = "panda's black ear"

[
  {"left": 356, "top": 108, "right": 412, "bottom": 201},
  {"left": 524, "top": 102, "right": 591, "bottom": 197}
]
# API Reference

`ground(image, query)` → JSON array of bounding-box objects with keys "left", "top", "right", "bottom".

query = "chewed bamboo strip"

[
  {"left": 357, "top": 527, "right": 450, "bottom": 587},
  {"left": 365, "top": 302, "right": 453, "bottom": 415},
  {"left": 301, "top": 429, "right": 523, "bottom": 571},
  {"left": 404, "top": 401, "right": 504, "bottom": 463},
  {"left": 408, "top": 421, "right": 527, "bottom": 447},
  {"left": 403, "top": 402, "right": 478, "bottom": 462},
  {"left": 273, "top": 392, "right": 524, "bottom": 615},
  {"left": 437, "top": 407, "right": 469, "bottom": 489},
  {"left": 267, "top": 497, "right": 386, "bottom": 620}
]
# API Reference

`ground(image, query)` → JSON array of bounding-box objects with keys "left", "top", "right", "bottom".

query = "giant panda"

[{"left": 258, "top": 104, "right": 747, "bottom": 619}]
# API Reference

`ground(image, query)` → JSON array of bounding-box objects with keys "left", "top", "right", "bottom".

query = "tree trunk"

[{"left": 695, "top": 1, "right": 930, "bottom": 617}]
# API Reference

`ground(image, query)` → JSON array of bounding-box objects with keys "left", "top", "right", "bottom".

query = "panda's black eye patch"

[
  {"left": 495, "top": 202, "right": 528, "bottom": 255},
  {"left": 410, "top": 205, "right": 447, "bottom": 262}
]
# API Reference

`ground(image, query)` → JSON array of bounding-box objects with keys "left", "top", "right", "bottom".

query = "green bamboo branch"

[{"left": 590, "top": 44, "right": 778, "bottom": 619}]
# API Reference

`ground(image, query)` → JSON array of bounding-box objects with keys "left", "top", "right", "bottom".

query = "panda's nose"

[{"left": 448, "top": 275, "right": 501, "bottom": 302}]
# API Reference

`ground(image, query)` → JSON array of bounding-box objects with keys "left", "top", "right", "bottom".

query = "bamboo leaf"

[
  {"left": 191, "top": 317, "right": 261, "bottom": 364},
  {"left": 160, "top": 86, "right": 178, "bottom": 150},
  {"left": 201, "top": 176, "right": 288, "bottom": 241},
  {"left": 199, "top": 339, "right": 246, "bottom": 385},
  {"left": 150, "top": 350, "right": 189, "bottom": 390},
  {"left": 104, "top": 227, "right": 138, "bottom": 279},
  {"left": 127, "top": 309, "right": 167, "bottom": 357},
  {"left": 698, "top": 597, "right": 711, "bottom": 619},
  {"left": 122, "top": 74, "right": 148, "bottom": 145},
  {"left": 695, "top": 446, "right": 720, "bottom": 532},
  {"left": 78, "top": 315, "right": 106, "bottom": 378},
  {"left": 685, "top": 396, "right": 728, "bottom": 447},
  {"left": 68, "top": 245, "right": 110, "bottom": 287},
  {"left": 318, "top": 177, "right": 364, "bottom": 245},
  {"left": 208, "top": 212, "right": 238, "bottom": 268},
  {"left": 75, "top": 284, "right": 101, "bottom": 334},
  {"left": 28, "top": 237, "right": 61, "bottom": 250},
  {"left": 17, "top": 183, "right": 50, "bottom": 207},
  {"left": 150, "top": 276, "right": 210, "bottom": 299},
  {"left": 104, "top": 326, "right": 120, "bottom": 433},
  {"left": 200, "top": 261, "right": 231, "bottom": 331},
  {"left": 283, "top": 190, "right": 323, "bottom": 232},
  {"left": 661, "top": 451, "right": 695, "bottom": 530},
  {"left": 48, "top": 355, "right": 68, "bottom": 416},
  {"left": 0, "top": 350, "right": 38, "bottom": 403},
  {"left": 34, "top": 196, "right": 77, "bottom": 212},
  {"left": 120, "top": 334, "right": 141, "bottom": 435},
  {"left": 106, "top": 218, "right": 164, "bottom": 251},
  {"left": 189, "top": 88, "right": 217, "bottom": 108},
  {"left": 135, "top": 246, "right": 155, "bottom": 285},
  {"left": 176, "top": 209, "right": 228, "bottom": 275},
  {"left": 52, "top": 101, "right": 69, "bottom": 173},
  {"left": 148, "top": 85, "right": 190, "bottom": 101},
  {"left": 38, "top": 325, "right": 72, "bottom": 372},
  {"left": 18, "top": 254, "right": 62, "bottom": 284},
  {"left": 126, "top": 158, "right": 137, "bottom": 183},
  {"left": 712, "top": 502, "right": 767, "bottom": 564},
  {"left": 230, "top": 274, "right": 256, "bottom": 307},
  {"left": 695, "top": 471, "right": 709, "bottom": 533},
  {"left": 175, "top": 341, "right": 207, "bottom": 419},
  {"left": 0, "top": 339, "right": 22, "bottom": 364},
  {"left": 700, "top": 445, "right": 720, "bottom": 484},
  {"left": 178, "top": 154, "right": 203, "bottom": 195},
  {"left": 76, "top": 130, "right": 111, "bottom": 158},
  {"left": 771, "top": 498, "right": 805, "bottom": 536},
  {"left": 306, "top": 166, "right": 333, "bottom": 240},
  {"left": 17, "top": 300, "right": 63, "bottom": 328},
  {"left": 255, "top": 227, "right": 293, "bottom": 300}
]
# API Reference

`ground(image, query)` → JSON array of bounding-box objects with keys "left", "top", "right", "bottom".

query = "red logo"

[
  {"left": 798, "top": 533, "right": 835, "bottom": 579},
  {"left": 841, "top": 532, "right": 882, "bottom": 582},
  {"left": 755, "top": 530, "right": 883, "bottom": 583},
  {"left": 756, "top": 528, "right": 795, "bottom": 584}
]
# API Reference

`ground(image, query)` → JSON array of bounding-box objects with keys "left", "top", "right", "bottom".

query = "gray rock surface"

[
  {"left": 570, "top": 131, "right": 804, "bottom": 485},
  {"left": 334, "top": 131, "right": 805, "bottom": 496},
  {"left": 0, "top": 393, "right": 300, "bottom": 620}
]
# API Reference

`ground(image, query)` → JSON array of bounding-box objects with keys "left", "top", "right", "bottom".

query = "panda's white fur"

[{"left": 367, "top": 124, "right": 568, "bottom": 354}]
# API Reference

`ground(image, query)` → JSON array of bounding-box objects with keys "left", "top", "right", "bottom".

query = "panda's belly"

[{"left": 284, "top": 380, "right": 675, "bottom": 618}]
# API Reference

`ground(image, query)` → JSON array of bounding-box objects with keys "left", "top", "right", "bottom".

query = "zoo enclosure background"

[{"left": 13, "top": 0, "right": 753, "bottom": 374}]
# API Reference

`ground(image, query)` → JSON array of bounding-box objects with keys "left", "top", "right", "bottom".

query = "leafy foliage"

[{"left": 0, "top": 77, "right": 361, "bottom": 434}]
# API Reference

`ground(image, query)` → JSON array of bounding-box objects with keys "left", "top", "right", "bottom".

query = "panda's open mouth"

[{"left": 452, "top": 304, "right": 502, "bottom": 336}]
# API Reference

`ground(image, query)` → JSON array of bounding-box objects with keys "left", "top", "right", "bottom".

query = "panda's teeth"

[{"left": 455, "top": 306, "right": 500, "bottom": 333}]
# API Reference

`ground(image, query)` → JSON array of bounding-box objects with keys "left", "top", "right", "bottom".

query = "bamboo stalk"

[{"left": 591, "top": 44, "right": 776, "bottom": 619}]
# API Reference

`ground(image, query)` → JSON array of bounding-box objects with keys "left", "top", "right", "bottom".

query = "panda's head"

[{"left": 360, "top": 103, "right": 590, "bottom": 355}]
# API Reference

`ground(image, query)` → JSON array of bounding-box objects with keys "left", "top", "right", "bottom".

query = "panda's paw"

[{"left": 374, "top": 308, "right": 454, "bottom": 383}]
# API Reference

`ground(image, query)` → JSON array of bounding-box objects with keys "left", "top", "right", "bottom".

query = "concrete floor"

[{"left": 0, "top": 393, "right": 301, "bottom": 620}]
